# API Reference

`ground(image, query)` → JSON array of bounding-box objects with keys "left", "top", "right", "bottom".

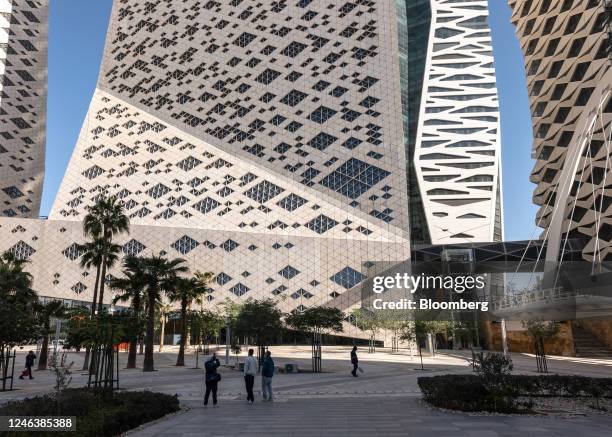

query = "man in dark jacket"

[
  {"left": 350, "top": 346, "right": 358, "bottom": 377},
  {"left": 261, "top": 351, "right": 274, "bottom": 401},
  {"left": 204, "top": 353, "right": 221, "bottom": 406},
  {"left": 20, "top": 351, "right": 36, "bottom": 380}
]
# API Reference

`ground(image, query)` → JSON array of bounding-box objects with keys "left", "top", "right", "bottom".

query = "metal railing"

[{"left": 490, "top": 287, "right": 576, "bottom": 311}]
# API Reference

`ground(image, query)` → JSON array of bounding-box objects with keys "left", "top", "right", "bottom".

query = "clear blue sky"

[{"left": 41, "top": 0, "right": 538, "bottom": 242}]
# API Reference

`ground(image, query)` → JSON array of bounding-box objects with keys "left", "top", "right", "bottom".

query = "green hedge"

[
  {"left": 418, "top": 375, "right": 521, "bottom": 413},
  {"left": 418, "top": 374, "right": 612, "bottom": 413},
  {"left": 0, "top": 389, "right": 180, "bottom": 436}
]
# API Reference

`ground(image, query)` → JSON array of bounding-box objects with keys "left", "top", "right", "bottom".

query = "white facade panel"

[{"left": 414, "top": 0, "right": 503, "bottom": 244}]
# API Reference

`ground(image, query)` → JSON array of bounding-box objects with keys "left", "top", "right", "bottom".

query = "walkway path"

[
  {"left": 129, "top": 397, "right": 612, "bottom": 437},
  {"left": 3, "top": 346, "right": 612, "bottom": 436}
]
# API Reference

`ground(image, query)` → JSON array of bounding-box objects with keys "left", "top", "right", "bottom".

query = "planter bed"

[
  {"left": 0, "top": 388, "right": 180, "bottom": 436},
  {"left": 418, "top": 374, "right": 612, "bottom": 414}
]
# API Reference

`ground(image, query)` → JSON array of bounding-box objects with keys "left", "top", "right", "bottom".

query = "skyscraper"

[
  {"left": 509, "top": 0, "right": 611, "bottom": 261},
  {"left": 0, "top": 0, "right": 48, "bottom": 218},
  {"left": 404, "top": 0, "right": 503, "bottom": 246},
  {"left": 0, "top": 0, "right": 503, "bottom": 325}
]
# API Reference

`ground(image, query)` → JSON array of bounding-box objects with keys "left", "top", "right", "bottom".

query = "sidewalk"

[
  {"left": 3, "top": 346, "right": 612, "bottom": 436},
  {"left": 3, "top": 346, "right": 612, "bottom": 402},
  {"left": 129, "top": 397, "right": 612, "bottom": 437}
]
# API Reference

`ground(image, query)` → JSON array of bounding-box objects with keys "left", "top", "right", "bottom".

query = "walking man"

[
  {"left": 350, "top": 346, "right": 359, "bottom": 377},
  {"left": 244, "top": 348, "right": 257, "bottom": 403},
  {"left": 19, "top": 351, "right": 36, "bottom": 380},
  {"left": 204, "top": 352, "right": 221, "bottom": 406},
  {"left": 261, "top": 351, "right": 275, "bottom": 402}
]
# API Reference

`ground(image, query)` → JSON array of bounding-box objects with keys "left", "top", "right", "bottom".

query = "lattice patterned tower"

[
  {"left": 25, "top": 0, "right": 502, "bottom": 315},
  {"left": 0, "top": 0, "right": 48, "bottom": 218},
  {"left": 509, "top": 0, "right": 612, "bottom": 261},
  {"left": 409, "top": 0, "right": 504, "bottom": 245},
  {"left": 49, "top": 0, "right": 414, "bottom": 315}
]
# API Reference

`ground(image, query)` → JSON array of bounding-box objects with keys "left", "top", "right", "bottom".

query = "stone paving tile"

[
  {"left": 127, "top": 397, "right": 612, "bottom": 437},
  {"left": 6, "top": 347, "right": 612, "bottom": 436}
]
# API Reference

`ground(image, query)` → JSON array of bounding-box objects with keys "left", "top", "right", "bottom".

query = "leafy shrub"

[
  {"left": 418, "top": 374, "right": 612, "bottom": 413},
  {"left": 418, "top": 375, "right": 522, "bottom": 413},
  {"left": 0, "top": 389, "right": 180, "bottom": 436},
  {"left": 509, "top": 375, "right": 612, "bottom": 398},
  {"left": 471, "top": 352, "right": 513, "bottom": 379}
]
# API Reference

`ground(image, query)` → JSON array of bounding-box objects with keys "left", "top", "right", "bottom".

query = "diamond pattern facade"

[
  {"left": 0, "top": 0, "right": 48, "bottom": 218},
  {"left": 509, "top": 0, "right": 612, "bottom": 260},
  {"left": 0, "top": 1, "right": 504, "bottom": 336}
]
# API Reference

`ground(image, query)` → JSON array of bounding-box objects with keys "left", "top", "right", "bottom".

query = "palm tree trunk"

[
  {"left": 90, "top": 265, "right": 101, "bottom": 318},
  {"left": 176, "top": 299, "right": 187, "bottom": 366},
  {"left": 143, "top": 289, "right": 157, "bottom": 372},
  {"left": 185, "top": 302, "right": 192, "bottom": 349},
  {"left": 159, "top": 316, "right": 166, "bottom": 352},
  {"left": 83, "top": 265, "right": 101, "bottom": 370},
  {"left": 127, "top": 295, "right": 140, "bottom": 369},
  {"left": 127, "top": 337, "right": 138, "bottom": 369},
  {"left": 139, "top": 299, "right": 146, "bottom": 355},
  {"left": 38, "top": 321, "right": 50, "bottom": 370},
  {"left": 97, "top": 255, "right": 107, "bottom": 314}
]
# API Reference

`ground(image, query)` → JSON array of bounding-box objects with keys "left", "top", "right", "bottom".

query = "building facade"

[
  {"left": 509, "top": 0, "right": 612, "bottom": 261},
  {"left": 0, "top": 0, "right": 503, "bottom": 332},
  {"left": 408, "top": 0, "right": 503, "bottom": 246},
  {"left": 0, "top": 0, "right": 48, "bottom": 218}
]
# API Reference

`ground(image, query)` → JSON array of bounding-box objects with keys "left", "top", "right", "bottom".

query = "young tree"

[
  {"left": 194, "top": 309, "right": 225, "bottom": 347},
  {"left": 352, "top": 308, "right": 384, "bottom": 352},
  {"left": 217, "top": 298, "right": 241, "bottom": 360},
  {"left": 168, "top": 273, "right": 212, "bottom": 367},
  {"left": 286, "top": 307, "right": 344, "bottom": 372},
  {"left": 218, "top": 298, "right": 241, "bottom": 325},
  {"left": 110, "top": 256, "right": 146, "bottom": 368},
  {"left": 63, "top": 306, "right": 90, "bottom": 352},
  {"left": 400, "top": 320, "right": 452, "bottom": 369},
  {"left": 523, "top": 320, "right": 560, "bottom": 373},
  {"left": 286, "top": 307, "right": 344, "bottom": 335},
  {"left": 234, "top": 299, "right": 282, "bottom": 364},
  {"left": 523, "top": 320, "right": 560, "bottom": 343},
  {"left": 376, "top": 310, "right": 407, "bottom": 351},
  {"left": 35, "top": 300, "right": 67, "bottom": 370},
  {"left": 137, "top": 255, "right": 188, "bottom": 372}
]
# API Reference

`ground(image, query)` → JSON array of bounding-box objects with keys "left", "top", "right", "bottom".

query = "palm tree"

[
  {"left": 168, "top": 272, "right": 212, "bottom": 367},
  {"left": 35, "top": 300, "right": 66, "bottom": 370},
  {"left": 78, "top": 239, "right": 104, "bottom": 319},
  {"left": 95, "top": 241, "right": 122, "bottom": 312},
  {"left": 82, "top": 195, "right": 129, "bottom": 314},
  {"left": 138, "top": 255, "right": 188, "bottom": 372},
  {"left": 0, "top": 252, "right": 36, "bottom": 300},
  {"left": 78, "top": 238, "right": 122, "bottom": 370},
  {"left": 0, "top": 253, "right": 39, "bottom": 353},
  {"left": 110, "top": 256, "right": 145, "bottom": 369}
]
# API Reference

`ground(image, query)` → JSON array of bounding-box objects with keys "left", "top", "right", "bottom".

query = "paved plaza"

[
  {"left": 129, "top": 397, "right": 612, "bottom": 437},
  {"left": 2, "top": 346, "right": 612, "bottom": 436}
]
